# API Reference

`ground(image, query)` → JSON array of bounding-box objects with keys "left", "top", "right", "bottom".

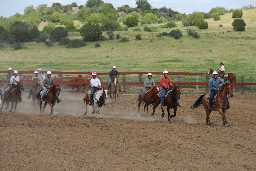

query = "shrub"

[
  {"left": 106, "top": 31, "right": 114, "bottom": 40},
  {"left": 116, "top": 34, "right": 120, "bottom": 39},
  {"left": 45, "top": 39, "right": 54, "bottom": 47},
  {"left": 0, "top": 26, "right": 9, "bottom": 42},
  {"left": 142, "top": 13, "right": 159, "bottom": 24},
  {"left": 232, "top": 18, "right": 246, "bottom": 31},
  {"left": 80, "top": 23, "right": 103, "bottom": 41},
  {"left": 66, "top": 39, "right": 86, "bottom": 48},
  {"left": 30, "top": 26, "right": 40, "bottom": 40},
  {"left": 119, "top": 37, "right": 129, "bottom": 42},
  {"left": 95, "top": 42, "right": 101, "bottom": 48},
  {"left": 124, "top": 15, "right": 139, "bottom": 27},
  {"left": 232, "top": 10, "right": 243, "bottom": 18},
  {"left": 135, "top": 34, "right": 142, "bottom": 40},
  {"left": 58, "top": 38, "right": 70, "bottom": 45},
  {"left": 13, "top": 42, "right": 23, "bottom": 50},
  {"left": 143, "top": 26, "right": 157, "bottom": 32},
  {"left": 169, "top": 29, "right": 183, "bottom": 39},
  {"left": 9, "top": 21, "right": 31, "bottom": 42},
  {"left": 198, "top": 21, "right": 208, "bottom": 29},
  {"left": 187, "top": 29, "right": 200, "bottom": 39},
  {"left": 36, "top": 32, "right": 49, "bottom": 42},
  {"left": 213, "top": 14, "right": 221, "bottom": 21},
  {"left": 132, "top": 27, "right": 141, "bottom": 31},
  {"left": 50, "top": 27, "right": 68, "bottom": 42},
  {"left": 166, "top": 21, "right": 176, "bottom": 28}
]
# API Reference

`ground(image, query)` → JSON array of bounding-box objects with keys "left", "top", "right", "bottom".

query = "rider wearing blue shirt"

[{"left": 209, "top": 71, "right": 224, "bottom": 110}]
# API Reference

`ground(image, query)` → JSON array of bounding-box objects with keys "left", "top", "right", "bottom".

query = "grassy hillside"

[{"left": 0, "top": 9, "right": 255, "bottom": 79}]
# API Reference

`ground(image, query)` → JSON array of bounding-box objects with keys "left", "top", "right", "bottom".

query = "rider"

[
  {"left": 6, "top": 68, "right": 13, "bottom": 84},
  {"left": 218, "top": 62, "right": 225, "bottom": 78},
  {"left": 9, "top": 70, "right": 22, "bottom": 101},
  {"left": 144, "top": 73, "right": 155, "bottom": 92},
  {"left": 159, "top": 70, "right": 173, "bottom": 107},
  {"left": 209, "top": 71, "right": 225, "bottom": 110},
  {"left": 108, "top": 66, "right": 119, "bottom": 90},
  {"left": 38, "top": 68, "right": 45, "bottom": 87},
  {"left": 90, "top": 72, "right": 102, "bottom": 104}
]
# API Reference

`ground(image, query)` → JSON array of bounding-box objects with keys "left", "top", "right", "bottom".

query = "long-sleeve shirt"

[
  {"left": 90, "top": 78, "right": 101, "bottom": 88},
  {"left": 10, "top": 75, "right": 20, "bottom": 85},
  {"left": 109, "top": 69, "right": 119, "bottom": 78},
  {"left": 43, "top": 77, "right": 53, "bottom": 88},
  {"left": 209, "top": 77, "right": 224, "bottom": 91},
  {"left": 160, "top": 76, "right": 173, "bottom": 89},
  {"left": 144, "top": 78, "right": 155, "bottom": 89}
]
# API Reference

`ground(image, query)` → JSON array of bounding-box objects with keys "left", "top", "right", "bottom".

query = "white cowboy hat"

[
  {"left": 219, "top": 65, "right": 225, "bottom": 72},
  {"left": 8, "top": 67, "right": 13, "bottom": 71},
  {"left": 113, "top": 66, "right": 116, "bottom": 69},
  {"left": 163, "top": 70, "right": 168, "bottom": 74},
  {"left": 148, "top": 73, "right": 152, "bottom": 76},
  {"left": 34, "top": 70, "right": 39, "bottom": 74},
  {"left": 47, "top": 71, "right": 52, "bottom": 75},
  {"left": 92, "top": 72, "right": 97, "bottom": 76},
  {"left": 13, "top": 70, "right": 18, "bottom": 74},
  {"left": 212, "top": 71, "right": 218, "bottom": 75}
]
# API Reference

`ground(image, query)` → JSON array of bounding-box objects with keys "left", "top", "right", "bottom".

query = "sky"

[{"left": 0, "top": 0, "right": 253, "bottom": 17}]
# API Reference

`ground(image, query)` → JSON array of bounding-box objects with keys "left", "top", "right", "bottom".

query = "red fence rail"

[{"left": 0, "top": 71, "right": 255, "bottom": 92}]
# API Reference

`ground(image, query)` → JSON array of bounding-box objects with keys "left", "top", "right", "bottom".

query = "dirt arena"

[{"left": 0, "top": 92, "right": 256, "bottom": 171}]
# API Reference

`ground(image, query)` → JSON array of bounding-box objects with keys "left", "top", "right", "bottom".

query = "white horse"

[{"left": 83, "top": 89, "right": 108, "bottom": 114}]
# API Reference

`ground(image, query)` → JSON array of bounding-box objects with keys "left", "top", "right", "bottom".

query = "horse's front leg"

[
  {"left": 218, "top": 109, "right": 229, "bottom": 127},
  {"left": 151, "top": 103, "right": 159, "bottom": 116},
  {"left": 50, "top": 104, "right": 54, "bottom": 115},
  {"left": 43, "top": 102, "right": 47, "bottom": 112},
  {"left": 170, "top": 106, "right": 177, "bottom": 118},
  {"left": 161, "top": 106, "right": 165, "bottom": 118}
]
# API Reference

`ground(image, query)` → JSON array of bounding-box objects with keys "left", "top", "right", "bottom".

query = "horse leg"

[
  {"left": 50, "top": 104, "right": 53, "bottom": 115},
  {"left": 170, "top": 106, "right": 177, "bottom": 118},
  {"left": 161, "top": 106, "right": 165, "bottom": 118},
  {"left": 218, "top": 109, "right": 229, "bottom": 126},
  {"left": 43, "top": 102, "right": 47, "bottom": 112},
  {"left": 151, "top": 103, "right": 159, "bottom": 116},
  {"left": 137, "top": 99, "right": 141, "bottom": 112},
  {"left": 167, "top": 105, "right": 171, "bottom": 121}
]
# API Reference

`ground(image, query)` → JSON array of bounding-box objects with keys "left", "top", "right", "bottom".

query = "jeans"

[
  {"left": 91, "top": 87, "right": 99, "bottom": 103},
  {"left": 159, "top": 88, "right": 167, "bottom": 105},
  {"left": 209, "top": 89, "right": 217, "bottom": 110}
]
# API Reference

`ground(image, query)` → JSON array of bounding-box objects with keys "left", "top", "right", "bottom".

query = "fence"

[{"left": 0, "top": 71, "right": 255, "bottom": 93}]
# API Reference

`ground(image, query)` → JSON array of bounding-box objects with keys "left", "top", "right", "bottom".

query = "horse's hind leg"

[{"left": 161, "top": 106, "right": 165, "bottom": 118}]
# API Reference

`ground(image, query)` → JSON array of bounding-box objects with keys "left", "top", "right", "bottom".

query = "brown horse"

[
  {"left": 108, "top": 76, "right": 120, "bottom": 101},
  {"left": 1, "top": 82, "right": 23, "bottom": 112},
  {"left": 191, "top": 81, "right": 233, "bottom": 126},
  {"left": 38, "top": 84, "right": 61, "bottom": 115},
  {"left": 138, "top": 86, "right": 159, "bottom": 112},
  {"left": 138, "top": 85, "right": 181, "bottom": 121}
]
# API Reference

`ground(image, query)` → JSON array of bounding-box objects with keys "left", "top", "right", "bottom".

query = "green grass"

[{"left": 0, "top": 9, "right": 255, "bottom": 81}]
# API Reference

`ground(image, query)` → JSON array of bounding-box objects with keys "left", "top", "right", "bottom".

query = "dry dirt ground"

[{"left": 0, "top": 92, "right": 256, "bottom": 171}]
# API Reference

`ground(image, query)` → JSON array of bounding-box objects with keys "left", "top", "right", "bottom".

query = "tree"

[
  {"left": 232, "top": 10, "right": 243, "bottom": 18},
  {"left": 50, "top": 26, "right": 68, "bottom": 41},
  {"left": 142, "top": 13, "right": 159, "bottom": 24},
  {"left": 182, "top": 12, "right": 208, "bottom": 29},
  {"left": 209, "top": 7, "right": 226, "bottom": 17},
  {"left": 52, "top": 3, "right": 63, "bottom": 12},
  {"left": 80, "top": 23, "right": 102, "bottom": 41},
  {"left": 86, "top": 0, "right": 103, "bottom": 8},
  {"left": 10, "top": 21, "right": 31, "bottom": 42},
  {"left": 136, "top": 0, "right": 151, "bottom": 11},
  {"left": 232, "top": 18, "right": 246, "bottom": 31},
  {"left": 0, "top": 26, "right": 9, "bottom": 42},
  {"left": 124, "top": 14, "right": 139, "bottom": 27}
]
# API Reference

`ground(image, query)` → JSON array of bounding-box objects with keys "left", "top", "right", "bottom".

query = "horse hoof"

[{"left": 224, "top": 122, "right": 231, "bottom": 127}]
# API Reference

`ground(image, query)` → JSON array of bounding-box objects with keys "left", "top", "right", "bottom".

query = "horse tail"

[{"left": 191, "top": 94, "right": 206, "bottom": 109}]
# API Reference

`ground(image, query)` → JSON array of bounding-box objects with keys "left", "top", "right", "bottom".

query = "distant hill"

[{"left": 208, "top": 8, "right": 256, "bottom": 30}]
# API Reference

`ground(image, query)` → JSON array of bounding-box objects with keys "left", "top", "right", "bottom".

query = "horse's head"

[{"left": 223, "top": 81, "right": 233, "bottom": 98}]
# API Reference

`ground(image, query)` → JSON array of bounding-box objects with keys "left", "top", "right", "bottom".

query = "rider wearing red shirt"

[{"left": 159, "top": 70, "right": 173, "bottom": 106}]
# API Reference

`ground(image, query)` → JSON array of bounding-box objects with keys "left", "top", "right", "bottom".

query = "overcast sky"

[{"left": 0, "top": 0, "right": 253, "bottom": 17}]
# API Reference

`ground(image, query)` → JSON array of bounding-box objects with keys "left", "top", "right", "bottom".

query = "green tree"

[
  {"left": 142, "top": 13, "right": 159, "bottom": 24},
  {"left": 86, "top": 0, "right": 103, "bottom": 8},
  {"left": 232, "top": 18, "right": 246, "bottom": 31},
  {"left": 124, "top": 14, "right": 139, "bottom": 27},
  {"left": 80, "top": 22, "right": 103, "bottom": 41},
  {"left": 136, "top": 0, "right": 151, "bottom": 11},
  {"left": 50, "top": 26, "right": 68, "bottom": 41},
  {"left": 10, "top": 21, "right": 31, "bottom": 42},
  {"left": 232, "top": 10, "right": 243, "bottom": 18}
]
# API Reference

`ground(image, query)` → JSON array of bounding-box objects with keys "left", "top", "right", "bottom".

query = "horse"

[
  {"left": 28, "top": 82, "right": 41, "bottom": 104},
  {"left": 139, "top": 85, "right": 181, "bottom": 121},
  {"left": 83, "top": 88, "right": 108, "bottom": 115},
  {"left": 191, "top": 81, "right": 233, "bottom": 126},
  {"left": 108, "top": 76, "right": 120, "bottom": 100},
  {"left": 1, "top": 82, "right": 23, "bottom": 112},
  {"left": 38, "top": 84, "right": 61, "bottom": 115},
  {"left": 137, "top": 86, "right": 159, "bottom": 113}
]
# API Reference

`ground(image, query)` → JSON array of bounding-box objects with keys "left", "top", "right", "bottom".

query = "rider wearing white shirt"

[
  {"left": 10, "top": 70, "right": 20, "bottom": 86},
  {"left": 90, "top": 72, "right": 101, "bottom": 104}
]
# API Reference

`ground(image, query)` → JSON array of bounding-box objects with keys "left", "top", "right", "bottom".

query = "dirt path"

[{"left": 0, "top": 94, "right": 256, "bottom": 171}]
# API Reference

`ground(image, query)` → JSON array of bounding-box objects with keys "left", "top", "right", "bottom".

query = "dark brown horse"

[
  {"left": 191, "top": 81, "right": 233, "bottom": 126},
  {"left": 38, "top": 84, "right": 61, "bottom": 115},
  {"left": 138, "top": 86, "right": 159, "bottom": 112},
  {"left": 138, "top": 85, "right": 181, "bottom": 121},
  {"left": 1, "top": 82, "right": 23, "bottom": 112}
]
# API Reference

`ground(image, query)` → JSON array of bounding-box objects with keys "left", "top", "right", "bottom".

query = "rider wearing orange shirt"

[{"left": 159, "top": 70, "right": 173, "bottom": 106}]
